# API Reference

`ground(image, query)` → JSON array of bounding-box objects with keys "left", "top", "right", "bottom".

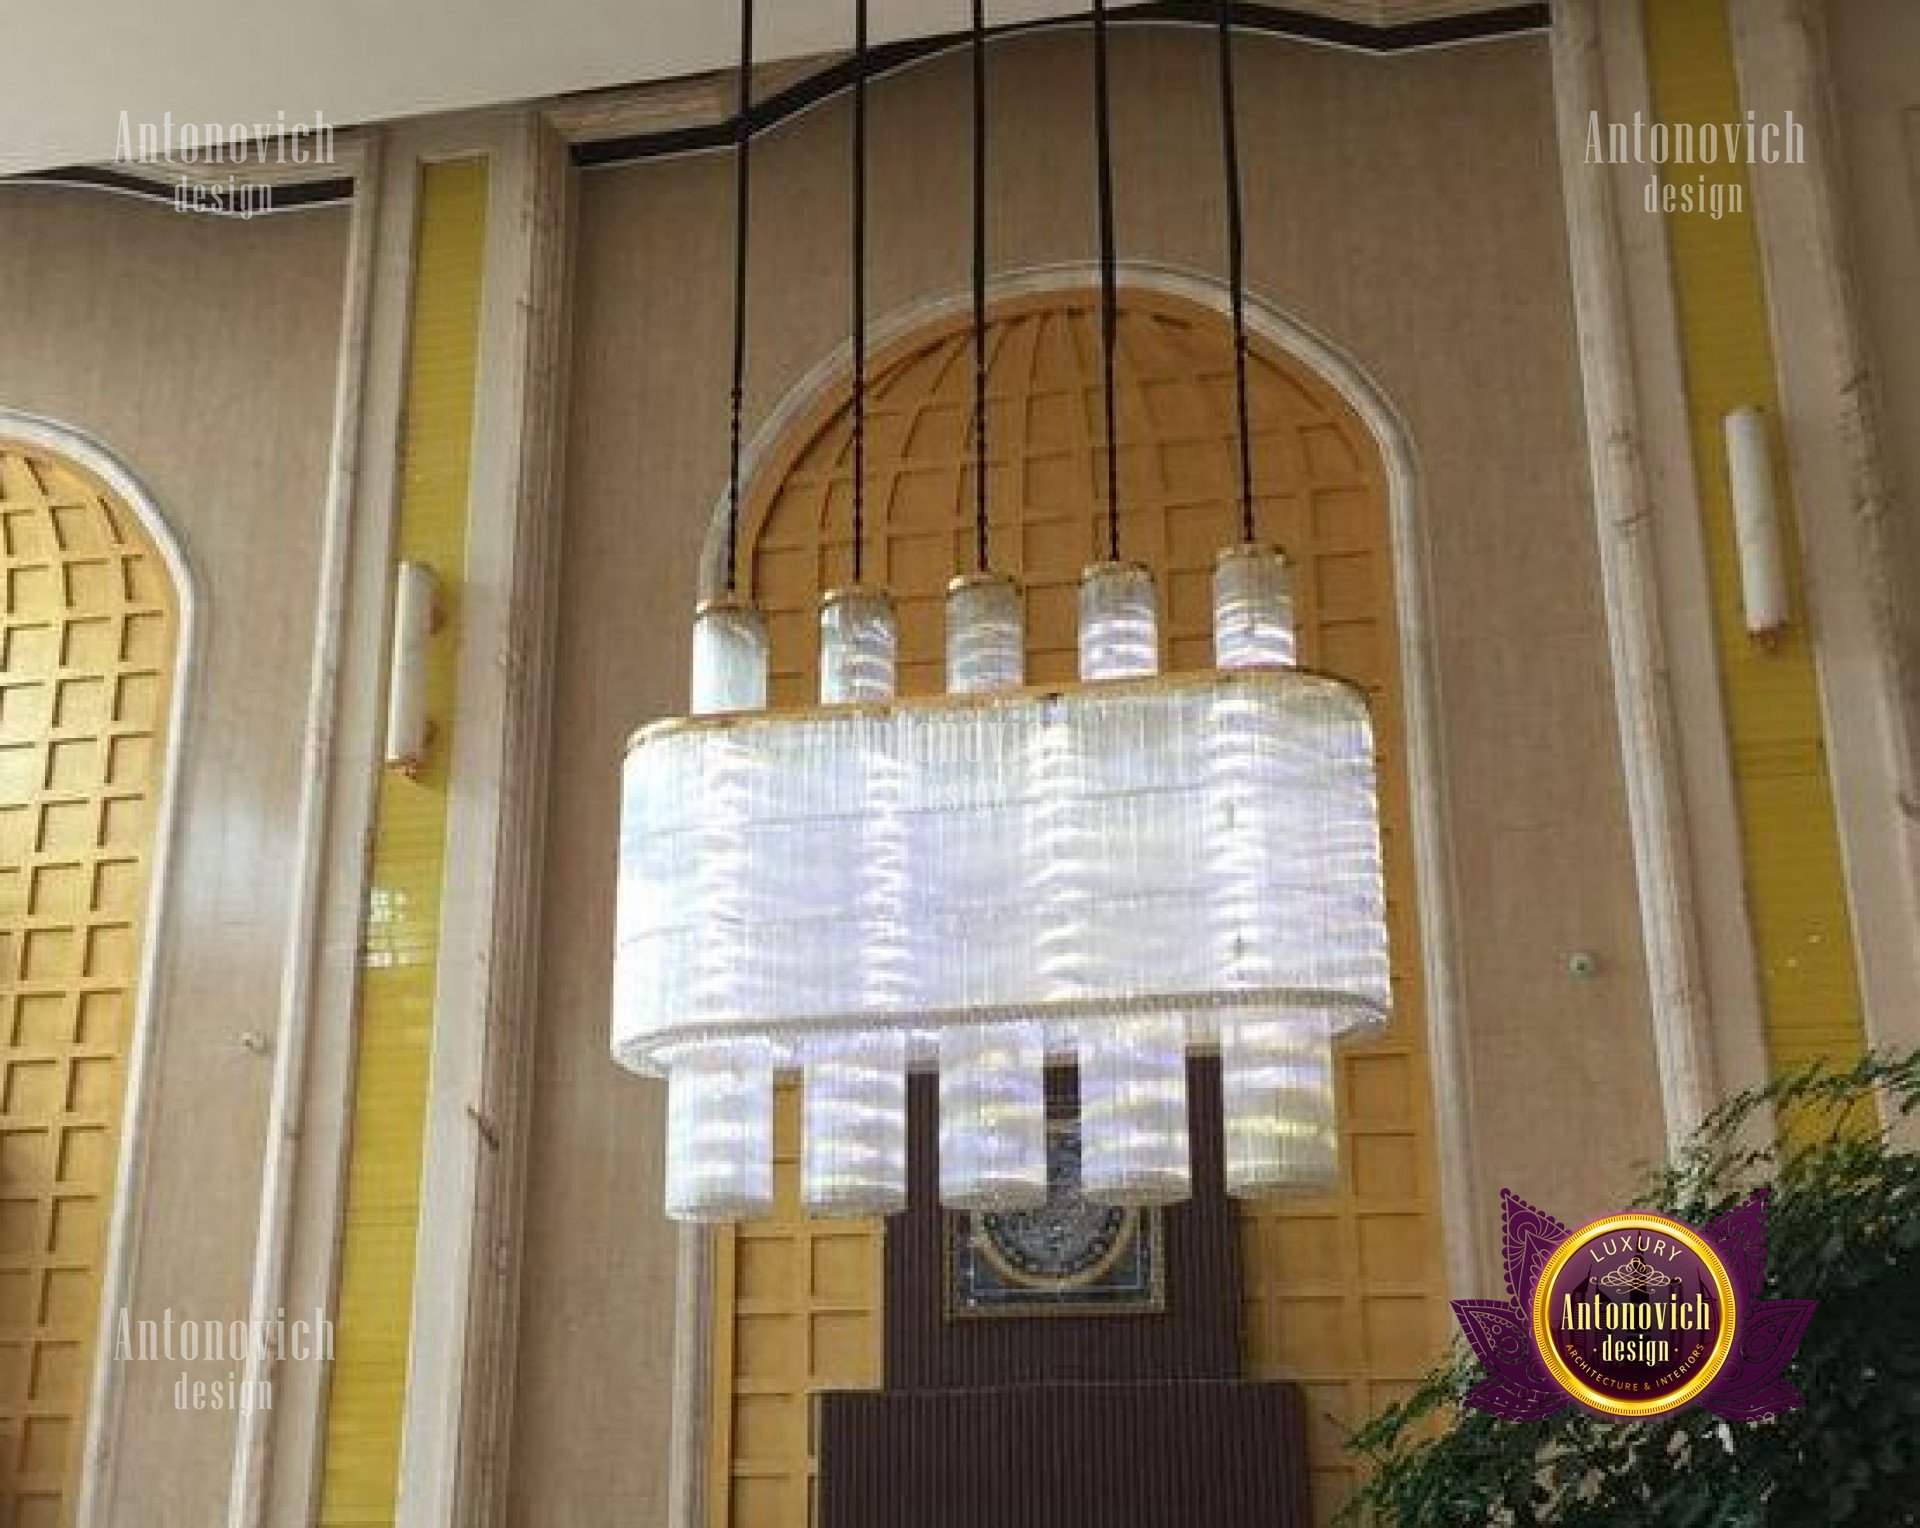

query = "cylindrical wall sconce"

[
  {"left": 1724, "top": 406, "right": 1790, "bottom": 650},
  {"left": 385, "top": 560, "right": 441, "bottom": 777}
]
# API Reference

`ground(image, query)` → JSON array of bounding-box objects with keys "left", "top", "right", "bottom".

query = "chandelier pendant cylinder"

[
  {"left": 1221, "top": 1011, "right": 1340, "bottom": 1196},
  {"left": 1078, "top": 560, "right": 1161, "bottom": 681},
  {"left": 820, "top": 586, "right": 898, "bottom": 704},
  {"left": 1213, "top": 542, "right": 1296, "bottom": 669},
  {"left": 690, "top": 596, "right": 771, "bottom": 713},
  {"left": 1078, "top": 1014, "right": 1192, "bottom": 1206},
  {"left": 939, "top": 1020, "right": 1049, "bottom": 1211},
  {"left": 652, "top": 598, "right": 773, "bottom": 1221},
  {"left": 939, "top": 571, "right": 1049, "bottom": 1210},
  {"left": 801, "top": 1029, "right": 909, "bottom": 1216},
  {"left": 663, "top": 1039, "right": 776, "bottom": 1222},
  {"left": 946, "top": 571, "right": 1025, "bottom": 694},
  {"left": 801, "top": 586, "right": 912, "bottom": 1215}
]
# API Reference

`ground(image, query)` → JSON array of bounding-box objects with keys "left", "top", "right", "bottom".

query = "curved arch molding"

[
  {"left": 0, "top": 412, "right": 194, "bottom": 1528},
  {"left": 689, "top": 276, "right": 1471, "bottom": 1525}
]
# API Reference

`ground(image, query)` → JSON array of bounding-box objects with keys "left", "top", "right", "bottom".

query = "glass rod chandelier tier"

[
  {"left": 615, "top": 565, "right": 1392, "bottom": 1221},
  {"left": 611, "top": 1, "right": 1392, "bottom": 1222}
]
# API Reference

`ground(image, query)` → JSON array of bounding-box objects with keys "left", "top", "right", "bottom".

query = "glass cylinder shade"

[
  {"left": 1077, "top": 1016, "right": 1191, "bottom": 1206},
  {"left": 938, "top": 1021, "right": 1048, "bottom": 1210},
  {"left": 663, "top": 1041, "right": 775, "bottom": 1221},
  {"left": 1213, "top": 543, "right": 1296, "bottom": 669},
  {"left": 1078, "top": 561, "right": 1160, "bottom": 681},
  {"left": 801, "top": 1030, "right": 908, "bottom": 1216},
  {"left": 1220, "top": 1012, "right": 1339, "bottom": 1196},
  {"left": 945, "top": 572, "right": 1025, "bottom": 694},
  {"left": 820, "top": 587, "right": 898, "bottom": 704},
  {"left": 690, "top": 597, "right": 770, "bottom": 713}
]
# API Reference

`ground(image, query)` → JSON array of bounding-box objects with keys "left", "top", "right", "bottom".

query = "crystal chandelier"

[{"left": 611, "top": 0, "right": 1391, "bottom": 1222}]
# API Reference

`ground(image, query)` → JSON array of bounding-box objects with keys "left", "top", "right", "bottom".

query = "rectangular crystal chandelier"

[
  {"left": 613, "top": 552, "right": 1392, "bottom": 1221},
  {"left": 611, "top": 2, "right": 1391, "bottom": 1224}
]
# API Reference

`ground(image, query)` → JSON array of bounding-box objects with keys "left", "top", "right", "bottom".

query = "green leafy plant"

[{"left": 1337, "top": 1049, "right": 1920, "bottom": 1527}]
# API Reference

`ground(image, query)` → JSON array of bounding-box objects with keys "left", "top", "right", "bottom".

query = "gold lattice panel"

[
  {"left": 0, "top": 444, "right": 176, "bottom": 1528},
  {"left": 721, "top": 288, "right": 1447, "bottom": 1527},
  {"left": 709, "top": 1088, "right": 883, "bottom": 1528}
]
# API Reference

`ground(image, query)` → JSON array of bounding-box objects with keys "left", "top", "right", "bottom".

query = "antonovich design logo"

[{"left": 1453, "top": 1188, "right": 1815, "bottom": 1421}]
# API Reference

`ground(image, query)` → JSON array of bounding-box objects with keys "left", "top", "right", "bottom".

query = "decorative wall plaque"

[{"left": 946, "top": 1109, "right": 1165, "bottom": 1319}]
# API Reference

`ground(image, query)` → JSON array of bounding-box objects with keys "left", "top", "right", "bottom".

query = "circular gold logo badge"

[{"left": 1531, "top": 1211, "right": 1739, "bottom": 1418}]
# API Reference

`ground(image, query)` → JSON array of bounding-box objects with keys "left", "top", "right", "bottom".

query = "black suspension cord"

[
  {"left": 1092, "top": 0, "right": 1121, "bottom": 564},
  {"left": 723, "top": 0, "right": 755, "bottom": 595},
  {"left": 1216, "top": 0, "right": 1256, "bottom": 544},
  {"left": 970, "top": 0, "right": 991, "bottom": 573},
  {"left": 850, "top": 0, "right": 870, "bottom": 584}
]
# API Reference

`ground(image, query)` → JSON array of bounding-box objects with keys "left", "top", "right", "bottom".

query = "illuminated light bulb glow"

[
  {"left": 946, "top": 572, "right": 1025, "bottom": 694},
  {"left": 1213, "top": 543, "right": 1296, "bottom": 669},
  {"left": 690, "top": 597, "right": 770, "bottom": 713},
  {"left": 939, "top": 1021, "right": 1048, "bottom": 1210},
  {"left": 662, "top": 1040, "right": 775, "bottom": 1221},
  {"left": 1078, "top": 1015, "right": 1192, "bottom": 1206},
  {"left": 1078, "top": 560, "right": 1160, "bottom": 680},
  {"left": 802, "top": 1030, "right": 908, "bottom": 1216},
  {"left": 820, "top": 586, "right": 898, "bottom": 705},
  {"left": 1220, "top": 1012, "right": 1339, "bottom": 1195}
]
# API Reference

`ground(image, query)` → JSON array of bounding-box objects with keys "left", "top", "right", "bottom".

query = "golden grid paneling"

[
  {"left": 0, "top": 444, "right": 177, "bottom": 1528},
  {"left": 709, "top": 1088, "right": 884, "bottom": 1528},
  {"left": 715, "top": 289, "right": 1448, "bottom": 1527}
]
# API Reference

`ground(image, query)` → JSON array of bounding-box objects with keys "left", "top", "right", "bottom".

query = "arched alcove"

[
  {"left": 695, "top": 282, "right": 1454, "bottom": 1523},
  {"left": 0, "top": 418, "right": 188, "bottom": 1527}
]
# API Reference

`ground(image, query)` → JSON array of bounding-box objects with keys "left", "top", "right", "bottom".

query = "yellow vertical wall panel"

[
  {"left": 1642, "top": 0, "right": 1868, "bottom": 1077},
  {"left": 0, "top": 445, "right": 178, "bottom": 1528},
  {"left": 318, "top": 158, "right": 488, "bottom": 1528}
]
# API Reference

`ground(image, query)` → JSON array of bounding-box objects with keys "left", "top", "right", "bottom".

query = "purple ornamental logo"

[{"left": 1452, "top": 1187, "right": 1815, "bottom": 1421}]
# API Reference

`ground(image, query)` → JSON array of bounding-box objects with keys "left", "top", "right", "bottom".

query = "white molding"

[
  {"left": 125, "top": 135, "right": 365, "bottom": 193},
  {"left": 1596, "top": 0, "right": 1773, "bottom": 1111},
  {"left": 549, "top": 8, "right": 1548, "bottom": 166},
  {"left": 0, "top": 411, "right": 202, "bottom": 1528},
  {"left": 547, "top": 61, "right": 821, "bottom": 148},
  {"left": 666, "top": 1227, "right": 717, "bottom": 1528},
  {"left": 674, "top": 267, "right": 1486, "bottom": 1527},
  {"left": 395, "top": 109, "right": 573, "bottom": 1528},
  {"left": 1730, "top": 0, "right": 1920, "bottom": 1107},
  {"left": 7, "top": 132, "right": 365, "bottom": 222},
  {"left": 205, "top": 129, "right": 385, "bottom": 1528},
  {"left": 1549, "top": 0, "right": 1717, "bottom": 1146}
]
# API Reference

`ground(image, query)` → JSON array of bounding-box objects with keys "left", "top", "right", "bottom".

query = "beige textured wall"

[
  {"left": 1826, "top": 0, "right": 1920, "bottom": 719},
  {"left": 0, "top": 185, "right": 348, "bottom": 1524},
  {"left": 522, "top": 25, "right": 1666, "bottom": 1521}
]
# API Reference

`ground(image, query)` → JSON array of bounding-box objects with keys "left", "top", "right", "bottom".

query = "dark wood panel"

[{"left": 819, "top": 1381, "right": 1312, "bottom": 1528}]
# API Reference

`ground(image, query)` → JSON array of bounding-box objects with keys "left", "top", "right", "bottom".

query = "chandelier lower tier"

[{"left": 612, "top": 550, "right": 1392, "bottom": 1222}]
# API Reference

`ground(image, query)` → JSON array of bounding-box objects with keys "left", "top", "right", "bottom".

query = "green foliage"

[{"left": 1336, "top": 1050, "right": 1920, "bottom": 1527}]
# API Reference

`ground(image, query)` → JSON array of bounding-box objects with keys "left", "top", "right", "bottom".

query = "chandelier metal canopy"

[{"left": 610, "top": 1, "right": 1393, "bottom": 1223}]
